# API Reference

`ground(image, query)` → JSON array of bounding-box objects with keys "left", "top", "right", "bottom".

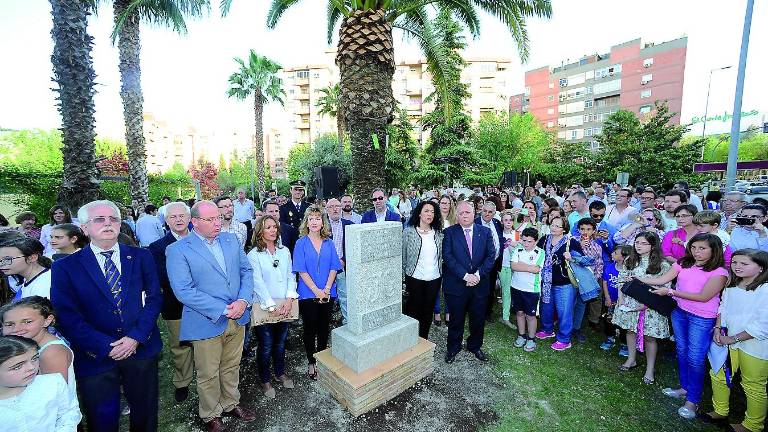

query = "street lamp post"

[{"left": 702, "top": 65, "right": 732, "bottom": 139}]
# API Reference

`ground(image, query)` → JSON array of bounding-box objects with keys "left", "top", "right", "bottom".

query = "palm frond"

[
  {"left": 266, "top": 0, "right": 304, "bottom": 28},
  {"left": 112, "top": 0, "right": 208, "bottom": 43},
  {"left": 326, "top": 0, "right": 348, "bottom": 44},
  {"left": 471, "top": 0, "right": 551, "bottom": 62}
]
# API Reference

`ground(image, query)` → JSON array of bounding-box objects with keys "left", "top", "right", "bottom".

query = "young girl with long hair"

[
  {"left": 0, "top": 237, "right": 52, "bottom": 300},
  {"left": 641, "top": 233, "right": 728, "bottom": 419},
  {"left": 611, "top": 232, "right": 671, "bottom": 384},
  {"left": 702, "top": 249, "right": 768, "bottom": 432}
]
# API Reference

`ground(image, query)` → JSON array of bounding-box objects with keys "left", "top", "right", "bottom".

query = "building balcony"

[
  {"left": 297, "top": 106, "right": 310, "bottom": 114},
  {"left": 294, "top": 77, "right": 309, "bottom": 86},
  {"left": 296, "top": 92, "right": 310, "bottom": 100},
  {"left": 298, "top": 122, "right": 310, "bottom": 129}
]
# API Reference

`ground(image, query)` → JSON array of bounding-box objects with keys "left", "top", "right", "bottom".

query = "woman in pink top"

[
  {"left": 661, "top": 204, "right": 699, "bottom": 264},
  {"left": 639, "top": 233, "right": 728, "bottom": 420}
]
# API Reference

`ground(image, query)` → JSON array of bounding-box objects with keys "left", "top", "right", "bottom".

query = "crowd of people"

[{"left": 0, "top": 178, "right": 767, "bottom": 432}]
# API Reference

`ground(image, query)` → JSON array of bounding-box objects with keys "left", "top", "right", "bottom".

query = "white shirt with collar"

[
  {"left": 458, "top": 224, "right": 480, "bottom": 280},
  {"left": 91, "top": 242, "right": 121, "bottom": 275},
  {"left": 481, "top": 219, "right": 500, "bottom": 259}
]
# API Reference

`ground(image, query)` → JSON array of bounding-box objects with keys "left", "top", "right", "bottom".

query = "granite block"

[{"left": 331, "top": 315, "right": 419, "bottom": 373}]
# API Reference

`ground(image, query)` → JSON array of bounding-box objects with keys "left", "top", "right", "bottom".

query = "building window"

[
  {"left": 641, "top": 74, "right": 653, "bottom": 85},
  {"left": 586, "top": 85, "right": 593, "bottom": 94},
  {"left": 547, "top": 121, "right": 554, "bottom": 128},
  {"left": 559, "top": 78, "right": 568, "bottom": 87},
  {"left": 643, "top": 58, "right": 654, "bottom": 68},
  {"left": 547, "top": 108, "right": 555, "bottom": 115},
  {"left": 313, "top": 73, "right": 320, "bottom": 79},
  {"left": 639, "top": 105, "right": 652, "bottom": 114},
  {"left": 548, "top": 95, "right": 555, "bottom": 102},
  {"left": 548, "top": 82, "right": 555, "bottom": 89},
  {"left": 585, "top": 128, "right": 593, "bottom": 137},
  {"left": 584, "top": 100, "right": 594, "bottom": 108},
  {"left": 570, "top": 130, "right": 578, "bottom": 139},
  {"left": 641, "top": 90, "right": 652, "bottom": 98},
  {"left": 296, "top": 70, "right": 309, "bottom": 79},
  {"left": 480, "top": 64, "right": 495, "bottom": 73}
]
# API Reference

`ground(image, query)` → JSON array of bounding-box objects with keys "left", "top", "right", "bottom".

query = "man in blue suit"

[
  {"left": 475, "top": 201, "right": 504, "bottom": 319},
  {"left": 326, "top": 197, "right": 355, "bottom": 323},
  {"left": 166, "top": 201, "right": 255, "bottom": 432},
  {"left": 147, "top": 201, "right": 194, "bottom": 403},
  {"left": 361, "top": 188, "right": 402, "bottom": 223},
  {"left": 443, "top": 201, "right": 497, "bottom": 363},
  {"left": 51, "top": 200, "right": 163, "bottom": 432}
]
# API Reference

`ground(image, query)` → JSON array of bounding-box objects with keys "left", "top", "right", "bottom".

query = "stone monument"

[{"left": 314, "top": 222, "right": 435, "bottom": 416}]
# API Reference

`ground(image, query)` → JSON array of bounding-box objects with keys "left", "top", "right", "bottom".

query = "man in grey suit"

[{"left": 166, "top": 201, "right": 255, "bottom": 432}]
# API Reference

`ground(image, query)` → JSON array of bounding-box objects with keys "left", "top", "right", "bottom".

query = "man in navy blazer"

[
  {"left": 51, "top": 200, "right": 163, "bottom": 432},
  {"left": 475, "top": 201, "right": 504, "bottom": 319},
  {"left": 326, "top": 197, "right": 355, "bottom": 323},
  {"left": 442, "top": 200, "right": 496, "bottom": 363},
  {"left": 361, "top": 188, "right": 402, "bottom": 223},
  {"left": 147, "top": 202, "right": 194, "bottom": 403},
  {"left": 166, "top": 200, "right": 255, "bottom": 432}
]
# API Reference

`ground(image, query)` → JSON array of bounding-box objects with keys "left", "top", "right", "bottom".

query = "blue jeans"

[
  {"left": 255, "top": 322, "right": 289, "bottom": 384},
  {"left": 540, "top": 284, "right": 577, "bottom": 343},
  {"left": 573, "top": 294, "right": 587, "bottom": 334},
  {"left": 336, "top": 272, "right": 348, "bottom": 324},
  {"left": 670, "top": 307, "right": 716, "bottom": 405}
]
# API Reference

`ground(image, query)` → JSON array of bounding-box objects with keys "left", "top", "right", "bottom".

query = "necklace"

[{"left": 416, "top": 226, "right": 432, "bottom": 234}]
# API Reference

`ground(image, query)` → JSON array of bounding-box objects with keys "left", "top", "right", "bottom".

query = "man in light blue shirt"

[
  {"left": 729, "top": 204, "right": 768, "bottom": 252},
  {"left": 233, "top": 188, "right": 255, "bottom": 248},
  {"left": 135, "top": 204, "right": 164, "bottom": 247}
]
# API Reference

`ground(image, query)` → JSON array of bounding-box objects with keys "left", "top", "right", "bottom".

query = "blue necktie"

[{"left": 100, "top": 251, "right": 122, "bottom": 310}]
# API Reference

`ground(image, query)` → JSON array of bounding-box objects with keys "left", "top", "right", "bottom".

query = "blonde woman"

[{"left": 292, "top": 206, "right": 342, "bottom": 380}]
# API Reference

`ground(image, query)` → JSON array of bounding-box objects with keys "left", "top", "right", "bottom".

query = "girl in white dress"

[{"left": 0, "top": 335, "right": 81, "bottom": 431}]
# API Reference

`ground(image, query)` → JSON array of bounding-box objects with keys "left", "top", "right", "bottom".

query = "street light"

[{"left": 702, "top": 65, "right": 732, "bottom": 138}]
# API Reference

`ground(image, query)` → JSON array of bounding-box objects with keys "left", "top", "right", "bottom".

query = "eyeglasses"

[
  {"left": 272, "top": 259, "right": 280, "bottom": 268},
  {"left": 195, "top": 215, "right": 224, "bottom": 222},
  {"left": 675, "top": 214, "right": 693, "bottom": 219},
  {"left": 591, "top": 213, "right": 605, "bottom": 219},
  {"left": 371, "top": 196, "right": 385, "bottom": 202},
  {"left": 89, "top": 216, "right": 120, "bottom": 224},
  {"left": 0, "top": 256, "right": 25, "bottom": 267}
]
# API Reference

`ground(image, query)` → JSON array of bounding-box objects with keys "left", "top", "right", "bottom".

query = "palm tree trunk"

[
  {"left": 336, "top": 9, "right": 395, "bottom": 212},
  {"left": 336, "top": 115, "right": 345, "bottom": 153},
  {"left": 254, "top": 90, "right": 266, "bottom": 198},
  {"left": 114, "top": 0, "right": 149, "bottom": 206},
  {"left": 50, "top": 0, "right": 100, "bottom": 212}
]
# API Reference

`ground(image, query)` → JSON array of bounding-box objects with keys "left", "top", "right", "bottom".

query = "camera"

[{"left": 735, "top": 217, "right": 756, "bottom": 226}]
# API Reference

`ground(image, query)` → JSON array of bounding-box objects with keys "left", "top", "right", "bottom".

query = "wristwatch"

[
  {"left": 267, "top": 306, "right": 276, "bottom": 313},
  {"left": 732, "top": 335, "right": 741, "bottom": 344}
]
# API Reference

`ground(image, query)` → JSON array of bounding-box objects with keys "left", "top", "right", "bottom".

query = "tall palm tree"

[
  {"left": 50, "top": 0, "right": 100, "bottom": 212},
  {"left": 247, "top": 0, "right": 552, "bottom": 208},
  {"left": 113, "top": 0, "right": 206, "bottom": 206},
  {"left": 226, "top": 50, "right": 285, "bottom": 197},
  {"left": 316, "top": 83, "right": 345, "bottom": 152}
]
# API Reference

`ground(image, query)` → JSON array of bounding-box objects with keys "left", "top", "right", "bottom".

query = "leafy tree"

[
  {"left": 696, "top": 127, "right": 768, "bottom": 162},
  {"left": 594, "top": 102, "right": 710, "bottom": 189},
  {"left": 315, "top": 83, "right": 345, "bottom": 152},
  {"left": 385, "top": 108, "right": 419, "bottom": 190},
  {"left": 227, "top": 50, "right": 285, "bottom": 198},
  {"left": 250, "top": 0, "right": 552, "bottom": 209},
  {"left": 290, "top": 134, "right": 353, "bottom": 197},
  {"left": 189, "top": 160, "right": 220, "bottom": 199},
  {"left": 50, "top": 0, "right": 100, "bottom": 211},
  {"left": 286, "top": 142, "right": 312, "bottom": 182},
  {"left": 539, "top": 139, "right": 594, "bottom": 186}
]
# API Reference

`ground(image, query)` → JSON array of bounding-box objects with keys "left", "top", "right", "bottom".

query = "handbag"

[
  {"left": 564, "top": 239, "right": 580, "bottom": 288},
  {"left": 620, "top": 279, "right": 676, "bottom": 316},
  {"left": 250, "top": 298, "right": 299, "bottom": 326}
]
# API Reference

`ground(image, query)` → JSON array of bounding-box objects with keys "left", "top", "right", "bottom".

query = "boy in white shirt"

[{"left": 506, "top": 227, "right": 546, "bottom": 352}]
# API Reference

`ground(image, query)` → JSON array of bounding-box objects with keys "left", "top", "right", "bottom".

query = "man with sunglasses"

[
  {"left": 166, "top": 200, "right": 256, "bottom": 432},
  {"left": 361, "top": 188, "right": 402, "bottom": 224},
  {"left": 51, "top": 200, "right": 163, "bottom": 431}
]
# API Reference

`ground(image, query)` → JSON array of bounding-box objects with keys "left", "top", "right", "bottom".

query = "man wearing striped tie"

[{"left": 51, "top": 200, "right": 163, "bottom": 432}]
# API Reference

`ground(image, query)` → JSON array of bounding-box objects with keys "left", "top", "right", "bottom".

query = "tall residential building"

[{"left": 511, "top": 37, "right": 687, "bottom": 150}]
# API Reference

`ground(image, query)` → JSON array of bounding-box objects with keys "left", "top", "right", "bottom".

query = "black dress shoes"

[
  {"left": 174, "top": 386, "right": 189, "bottom": 403},
  {"left": 471, "top": 349, "right": 489, "bottom": 362},
  {"left": 444, "top": 351, "right": 458, "bottom": 363}
]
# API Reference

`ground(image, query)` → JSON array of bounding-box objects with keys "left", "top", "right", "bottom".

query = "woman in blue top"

[{"left": 292, "top": 205, "right": 342, "bottom": 380}]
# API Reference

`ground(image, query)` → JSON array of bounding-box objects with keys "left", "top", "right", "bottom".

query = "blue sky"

[{"left": 0, "top": 0, "right": 765, "bottom": 140}]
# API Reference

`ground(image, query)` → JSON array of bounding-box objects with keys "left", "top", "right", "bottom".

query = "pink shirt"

[
  {"left": 661, "top": 228, "right": 688, "bottom": 261},
  {"left": 673, "top": 263, "right": 728, "bottom": 318}
]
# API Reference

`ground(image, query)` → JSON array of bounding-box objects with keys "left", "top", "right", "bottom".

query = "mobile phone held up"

[{"left": 735, "top": 217, "right": 756, "bottom": 226}]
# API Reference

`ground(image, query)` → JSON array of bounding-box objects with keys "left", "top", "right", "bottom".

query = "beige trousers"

[
  {"left": 191, "top": 320, "right": 245, "bottom": 421},
  {"left": 164, "top": 319, "right": 194, "bottom": 389}
]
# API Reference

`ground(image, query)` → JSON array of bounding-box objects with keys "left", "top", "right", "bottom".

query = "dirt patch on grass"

[{"left": 167, "top": 321, "right": 502, "bottom": 432}]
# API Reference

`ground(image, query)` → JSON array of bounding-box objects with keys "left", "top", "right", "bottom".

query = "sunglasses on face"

[{"left": 371, "top": 196, "right": 385, "bottom": 202}]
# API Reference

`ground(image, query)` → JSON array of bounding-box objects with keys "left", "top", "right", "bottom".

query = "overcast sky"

[{"left": 0, "top": 0, "right": 765, "bottom": 140}]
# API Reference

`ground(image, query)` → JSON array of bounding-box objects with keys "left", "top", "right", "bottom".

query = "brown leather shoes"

[
  {"left": 205, "top": 417, "right": 224, "bottom": 432},
  {"left": 223, "top": 405, "right": 256, "bottom": 422}
]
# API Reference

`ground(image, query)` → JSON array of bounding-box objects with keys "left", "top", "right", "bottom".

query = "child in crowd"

[
  {"left": 0, "top": 236, "right": 52, "bottom": 300},
  {"left": 693, "top": 210, "right": 733, "bottom": 265},
  {"left": 509, "top": 228, "right": 545, "bottom": 352},
  {"left": 600, "top": 245, "right": 632, "bottom": 352},
  {"left": 499, "top": 210, "right": 520, "bottom": 329},
  {"left": 572, "top": 218, "right": 604, "bottom": 343},
  {"left": 612, "top": 232, "right": 671, "bottom": 385},
  {"left": 703, "top": 249, "right": 768, "bottom": 432},
  {"left": 0, "top": 335, "right": 81, "bottom": 431},
  {"left": 47, "top": 223, "right": 86, "bottom": 261},
  {"left": 1, "top": 296, "right": 76, "bottom": 401}
]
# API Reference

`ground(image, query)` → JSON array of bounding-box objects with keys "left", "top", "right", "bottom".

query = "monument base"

[
  {"left": 314, "top": 338, "right": 435, "bottom": 417},
  {"left": 331, "top": 315, "right": 419, "bottom": 373}
]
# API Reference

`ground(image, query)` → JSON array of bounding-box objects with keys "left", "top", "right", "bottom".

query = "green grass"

[{"left": 482, "top": 320, "right": 748, "bottom": 432}]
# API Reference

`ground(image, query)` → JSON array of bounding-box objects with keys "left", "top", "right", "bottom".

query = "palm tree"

[
  {"left": 50, "top": 0, "right": 100, "bottom": 211},
  {"left": 316, "top": 83, "right": 345, "bottom": 152},
  {"left": 246, "top": 0, "right": 552, "bottom": 208},
  {"left": 226, "top": 50, "right": 285, "bottom": 197},
  {"left": 112, "top": 0, "right": 206, "bottom": 206}
]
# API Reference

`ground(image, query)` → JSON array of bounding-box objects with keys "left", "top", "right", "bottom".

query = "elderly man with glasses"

[{"left": 720, "top": 191, "right": 748, "bottom": 231}]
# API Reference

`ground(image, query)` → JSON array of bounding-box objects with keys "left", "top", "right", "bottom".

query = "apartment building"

[{"left": 511, "top": 37, "right": 687, "bottom": 150}]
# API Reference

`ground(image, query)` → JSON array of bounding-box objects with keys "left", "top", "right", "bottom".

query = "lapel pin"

[{"left": 127, "top": 255, "right": 132, "bottom": 259}]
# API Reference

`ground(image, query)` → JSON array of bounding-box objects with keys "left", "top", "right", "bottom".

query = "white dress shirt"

[
  {"left": 91, "top": 242, "right": 121, "bottom": 275},
  {"left": 247, "top": 246, "right": 298, "bottom": 309},
  {"left": 720, "top": 283, "right": 768, "bottom": 360},
  {"left": 481, "top": 219, "right": 500, "bottom": 259}
]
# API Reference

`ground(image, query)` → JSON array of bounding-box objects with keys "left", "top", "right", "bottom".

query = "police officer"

[{"left": 279, "top": 180, "right": 309, "bottom": 230}]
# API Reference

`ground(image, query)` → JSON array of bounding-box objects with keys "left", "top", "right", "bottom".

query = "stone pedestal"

[{"left": 315, "top": 222, "right": 435, "bottom": 416}]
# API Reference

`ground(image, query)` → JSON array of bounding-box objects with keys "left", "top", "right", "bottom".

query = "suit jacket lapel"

[
  {"left": 119, "top": 246, "right": 134, "bottom": 291},
  {"left": 472, "top": 224, "right": 482, "bottom": 264},
  {"left": 187, "top": 234, "right": 227, "bottom": 278},
  {"left": 78, "top": 249, "right": 116, "bottom": 304}
]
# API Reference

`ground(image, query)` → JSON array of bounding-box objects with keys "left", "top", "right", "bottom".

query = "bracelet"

[
  {"left": 733, "top": 335, "right": 741, "bottom": 343},
  {"left": 667, "top": 289, "right": 675, "bottom": 297}
]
